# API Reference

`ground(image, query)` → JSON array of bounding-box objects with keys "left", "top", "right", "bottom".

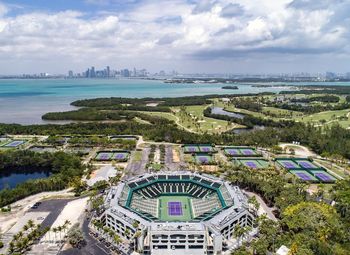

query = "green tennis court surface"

[
  {"left": 238, "top": 159, "right": 269, "bottom": 169},
  {"left": 158, "top": 195, "right": 192, "bottom": 221},
  {"left": 194, "top": 154, "right": 214, "bottom": 164}
]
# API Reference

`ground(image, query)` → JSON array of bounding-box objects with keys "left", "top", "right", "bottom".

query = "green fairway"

[
  {"left": 295, "top": 109, "right": 350, "bottom": 128},
  {"left": 158, "top": 195, "right": 193, "bottom": 221}
]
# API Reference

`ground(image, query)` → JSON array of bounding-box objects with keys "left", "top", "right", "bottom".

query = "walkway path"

[
  {"left": 243, "top": 191, "right": 277, "bottom": 221},
  {"left": 279, "top": 143, "right": 316, "bottom": 157}
]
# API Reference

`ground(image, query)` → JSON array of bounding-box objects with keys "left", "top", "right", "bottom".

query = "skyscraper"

[
  {"left": 106, "top": 66, "right": 110, "bottom": 78},
  {"left": 90, "top": 66, "right": 96, "bottom": 78}
]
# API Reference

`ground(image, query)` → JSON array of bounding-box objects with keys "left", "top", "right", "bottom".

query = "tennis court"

[
  {"left": 240, "top": 149, "right": 257, "bottom": 156},
  {"left": 3, "top": 140, "right": 25, "bottom": 148},
  {"left": 111, "top": 152, "right": 130, "bottom": 161},
  {"left": 224, "top": 147, "right": 259, "bottom": 157},
  {"left": 289, "top": 170, "right": 318, "bottom": 181},
  {"left": 194, "top": 154, "right": 214, "bottom": 164},
  {"left": 183, "top": 145, "right": 200, "bottom": 153},
  {"left": 311, "top": 170, "right": 337, "bottom": 182},
  {"left": 158, "top": 196, "right": 192, "bottom": 221},
  {"left": 238, "top": 159, "right": 269, "bottom": 169},
  {"left": 198, "top": 145, "right": 214, "bottom": 153},
  {"left": 224, "top": 148, "right": 240, "bottom": 156},
  {"left": 95, "top": 152, "right": 113, "bottom": 161},
  {"left": 295, "top": 160, "right": 318, "bottom": 169},
  {"left": 276, "top": 159, "right": 301, "bottom": 169}
]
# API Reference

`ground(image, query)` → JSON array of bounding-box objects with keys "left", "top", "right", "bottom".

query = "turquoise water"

[{"left": 0, "top": 79, "right": 349, "bottom": 124}]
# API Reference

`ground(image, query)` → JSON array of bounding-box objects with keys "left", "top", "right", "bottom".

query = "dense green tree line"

[
  {"left": 1, "top": 121, "right": 350, "bottom": 159},
  {"left": 0, "top": 150, "right": 84, "bottom": 207},
  {"left": 290, "top": 95, "right": 340, "bottom": 103},
  {"left": 268, "top": 102, "right": 350, "bottom": 114},
  {"left": 227, "top": 166, "right": 350, "bottom": 254},
  {"left": 280, "top": 85, "right": 350, "bottom": 95},
  {"left": 70, "top": 93, "right": 275, "bottom": 108},
  {"left": 230, "top": 98, "right": 263, "bottom": 112},
  {"left": 42, "top": 108, "right": 172, "bottom": 125}
]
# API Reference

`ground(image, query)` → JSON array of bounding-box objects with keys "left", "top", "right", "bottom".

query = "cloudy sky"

[{"left": 0, "top": 0, "right": 349, "bottom": 74}]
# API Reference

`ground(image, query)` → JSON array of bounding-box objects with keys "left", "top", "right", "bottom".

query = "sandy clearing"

[
  {"left": 41, "top": 197, "right": 88, "bottom": 243},
  {"left": 172, "top": 148, "right": 180, "bottom": 163}
]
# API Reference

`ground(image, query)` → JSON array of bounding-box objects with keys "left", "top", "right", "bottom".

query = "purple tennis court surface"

[
  {"left": 168, "top": 202, "right": 183, "bottom": 216},
  {"left": 4, "top": 140, "right": 24, "bottom": 147},
  {"left": 315, "top": 172, "right": 334, "bottom": 182},
  {"left": 200, "top": 147, "right": 211, "bottom": 152},
  {"left": 298, "top": 161, "right": 316, "bottom": 169},
  {"left": 296, "top": 172, "right": 313, "bottom": 181},
  {"left": 242, "top": 149, "right": 254, "bottom": 155},
  {"left": 96, "top": 153, "right": 111, "bottom": 160},
  {"left": 198, "top": 157, "right": 209, "bottom": 163},
  {"left": 281, "top": 161, "right": 298, "bottom": 169},
  {"left": 113, "top": 153, "right": 126, "bottom": 160},
  {"left": 245, "top": 162, "right": 257, "bottom": 168},
  {"left": 187, "top": 147, "right": 197, "bottom": 152},
  {"left": 226, "top": 149, "right": 239, "bottom": 155}
]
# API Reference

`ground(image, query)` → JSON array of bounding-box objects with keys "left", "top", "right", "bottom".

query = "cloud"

[
  {"left": 220, "top": 3, "right": 244, "bottom": 17},
  {"left": 0, "top": 2, "right": 8, "bottom": 16},
  {"left": 0, "top": 0, "right": 349, "bottom": 73}
]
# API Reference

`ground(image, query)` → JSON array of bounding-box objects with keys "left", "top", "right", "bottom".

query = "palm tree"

[
  {"left": 8, "top": 242, "right": 15, "bottom": 253},
  {"left": 27, "top": 219, "right": 35, "bottom": 229},
  {"left": 114, "top": 234, "right": 121, "bottom": 245},
  {"left": 52, "top": 227, "right": 58, "bottom": 242},
  {"left": 233, "top": 225, "right": 245, "bottom": 246}
]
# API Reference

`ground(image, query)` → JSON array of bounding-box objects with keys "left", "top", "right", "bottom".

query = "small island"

[{"left": 222, "top": 85, "right": 238, "bottom": 90}]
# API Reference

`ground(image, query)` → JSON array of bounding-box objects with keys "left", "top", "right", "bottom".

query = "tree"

[
  {"left": 67, "top": 224, "right": 85, "bottom": 248},
  {"left": 233, "top": 225, "right": 245, "bottom": 246},
  {"left": 331, "top": 179, "right": 350, "bottom": 220},
  {"left": 247, "top": 196, "right": 259, "bottom": 215}
]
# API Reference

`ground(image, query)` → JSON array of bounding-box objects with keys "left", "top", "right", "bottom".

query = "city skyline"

[{"left": 0, "top": 0, "right": 350, "bottom": 74}]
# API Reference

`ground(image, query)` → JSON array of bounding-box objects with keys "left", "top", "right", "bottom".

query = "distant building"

[
  {"left": 68, "top": 70, "right": 73, "bottom": 78},
  {"left": 90, "top": 66, "right": 96, "bottom": 78},
  {"left": 121, "top": 69, "right": 130, "bottom": 77},
  {"left": 106, "top": 66, "right": 110, "bottom": 78}
]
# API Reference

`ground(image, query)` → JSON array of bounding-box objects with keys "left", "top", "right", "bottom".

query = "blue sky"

[{"left": 0, "top": 0, "right": 349, "bottom": 74}]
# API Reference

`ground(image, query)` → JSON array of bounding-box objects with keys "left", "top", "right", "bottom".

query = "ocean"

[{"left": 0, "top": 79, "right": 348, "bottom": 124}]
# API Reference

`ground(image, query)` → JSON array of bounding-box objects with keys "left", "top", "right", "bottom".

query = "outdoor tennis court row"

[
  {"left": 193, "top": 153, "right": 215, "bottom": 165},
  {"left": 223, "top": 147, "right": 260, "bottom": 157},
  {"left": 95, "top": 151, "right": 130, "bottom": 162},
  {"left": 234, "top": 158, "right": 270, "bottom": 169},
  {"left": 0, "top": 139, "right": 26, "bottom": 148},
  {"left": 276, "top": 158, "right": 337, "bottom": 183},
  {"left": 183, "top": 144, "right": 216, "bottom": 153}
]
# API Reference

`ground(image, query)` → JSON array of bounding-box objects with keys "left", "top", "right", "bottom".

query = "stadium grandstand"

[{"left": 90, "top": 172, "right": 254, "bottom": 255}]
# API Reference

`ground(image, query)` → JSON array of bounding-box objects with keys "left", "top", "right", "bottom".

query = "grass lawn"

[
  {"left": 158, "top": 195, "right": 192, "bottom": 221},
  {"left": 262, "top": 106, "right": 303, "bottom": 118},
  {"left": 296, "top": 109, "right": 350, "bottom": 128},
  {"left": 173, "top": 105, "right": 243, "bottom": 134},
  {"left": 133, "top": 117, "right": 152, "bottom": 125},
  {"left": 0, "top": 140, "right": 9, "bottom": 147},
  {"left": 139, "top": 111, "right": 178, "bottom": 122}
]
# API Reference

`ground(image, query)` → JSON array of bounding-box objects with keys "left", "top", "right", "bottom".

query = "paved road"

[
  {"left": 243, "top": 191, "right": 277, "bottom": 221},
  {"left": 29, "top": 198, "right": 74, "bottom": 230}
]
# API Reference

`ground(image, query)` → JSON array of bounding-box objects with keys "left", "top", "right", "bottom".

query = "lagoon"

[{"left": 0, "top": 170, "right": 51, "bottom": 189}]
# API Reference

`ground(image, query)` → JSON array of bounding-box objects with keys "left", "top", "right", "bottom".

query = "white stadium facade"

[{"left": 90, "top": 172, "right": 254, "bottom": 255}]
